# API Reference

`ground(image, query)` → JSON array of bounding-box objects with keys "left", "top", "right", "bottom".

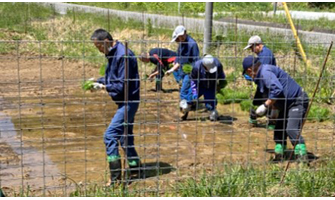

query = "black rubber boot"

[
  {"left": 128, "top": 159, "right": 145, "bottom": 180},
  {"left": 0, "top": 189, "right": 5, "bottom": 197},
  {"left": 108, "top": 159, "right": 122, "bottom": 186},
  {"left": 181, "top": 111, "right": 189, "bottom": 121},
  {"left": 155, "top": 79, "right": 163, "bottom": 92}
]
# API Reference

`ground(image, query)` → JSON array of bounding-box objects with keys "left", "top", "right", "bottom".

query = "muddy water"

[{"left": 0, "top": 105, "right": 60, "bottom": 194}]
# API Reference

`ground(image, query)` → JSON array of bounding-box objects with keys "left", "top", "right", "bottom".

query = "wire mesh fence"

[{"left": 0, "top": 2, "right": 335, "bottom": 197}]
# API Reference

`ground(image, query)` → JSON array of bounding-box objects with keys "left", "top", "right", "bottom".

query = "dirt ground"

[{"left": 0, "top": 54, "right": 334, "bottom": 196}]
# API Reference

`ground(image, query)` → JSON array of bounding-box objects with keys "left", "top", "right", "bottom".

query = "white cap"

[
  {"left": 171, "top": 25, "right": 186, "bottom": 42},
  {"left": 202, "top": 54, "right": 217, "bottom": 73},
  {"left": 243, "top": 35, "right": 262, "bottom": 50}
]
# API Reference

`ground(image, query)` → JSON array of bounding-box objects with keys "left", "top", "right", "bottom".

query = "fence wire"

[{"left": 0, "top": 2, "right": 335, "bottom": 197}]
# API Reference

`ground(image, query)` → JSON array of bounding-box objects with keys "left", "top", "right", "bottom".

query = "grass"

[
  {"left": 8, "top": 158, "right": 331, "bottom": 197},
  {"left": 172, "top": 160, "right": 335, "bottom": 197},
  {"left": 70, "top": 2, "right": 335, "bottom": 15},
  {"left": 70, "top": 2, "right": 335, "bottom": 33},
  {"left": 217, "top": 88, "right": 250, "bottom": 105},
  {"left": 307, "top": 105, "right": 331, "bottom": 122},
  {"left": 7, "top": 159, "right": 335, "bottom": 197},
  {"left": 70, "top": 2, "right": 273, "bottom": 16},
  {"left": 215, "top": 11, "right": 335, "bottom": 34}
]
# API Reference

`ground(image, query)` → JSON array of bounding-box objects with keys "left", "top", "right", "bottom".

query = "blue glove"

[{"left": 243, "top": 74, "right": 253, "bottom": 82}]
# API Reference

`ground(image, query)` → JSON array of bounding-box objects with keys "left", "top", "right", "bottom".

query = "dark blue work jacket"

[
  {"left": 175, "top": 35, "right": 200, "bottom": 77},
  {"left": 258, "top": 45, "right": 276, "bottom": 66},
  {"left": 191, "top": 57, "right": 225, "bottom": 90},
  {"left": 254, "top": 64, "right": 303, "bottom": 109},
  {"left": 102, "top": 42, "right": 140, "bottom": 103}
]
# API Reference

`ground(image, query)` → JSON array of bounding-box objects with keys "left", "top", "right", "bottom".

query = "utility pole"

[
  {"left": 203, "top": 2, "right": 213, "bottom": 55},
  {"left": 178, "top": 2, "right": 180, "bottom": 14},
  {"left": 273, "top": 2, "right": 278, "bottom": 16}
]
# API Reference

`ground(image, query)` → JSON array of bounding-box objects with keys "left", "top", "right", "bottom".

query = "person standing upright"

[{"left": 91, "top": 28, "right": 142, "bottom": 186}]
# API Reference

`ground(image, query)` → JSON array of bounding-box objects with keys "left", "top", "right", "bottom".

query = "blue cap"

[{"left": 242, "top": 55, "right": 259, "bottom": 74}]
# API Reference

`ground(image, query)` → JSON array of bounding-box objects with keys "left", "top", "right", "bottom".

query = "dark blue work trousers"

[
  {"left": 104, "top": 102, "right": 140, "bottom": 161},
  {"left": 274, "top": 92, "right": 309, "bottom": 146}
]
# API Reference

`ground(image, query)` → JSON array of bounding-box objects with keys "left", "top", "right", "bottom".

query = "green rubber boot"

[
  {"left": 249, "top": 118, "right": 257, "bottom": 125},
  {"left": 274, "top": 144, "right": 286, "bottom": 155},
  {"left": 294, "top": 144, "right": 308, "bottom": 162},
  {"left": 267, "top": 124, "right": 276, "bottom": 130},
  {"left": 294, "top": 144, "right": 307, "bottom": 156},
  {"left": 128, "top": 159, "right": 144, "bottom": 180},
  {"left": 273, "top": 144, "right": 286, "bottom": 162}
]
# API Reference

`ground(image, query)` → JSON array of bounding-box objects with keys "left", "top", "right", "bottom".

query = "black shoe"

[
  {"left": 295, "top": 154, "right": 309, "bottom": 163},
  {"left": 271, "top": 154, "right": 284, "bottom": 162},
  {"left": 127, "top": 160, "right": 145, "bottom": 182},
  {"left": 181, "top": 111, "right": 189, "bottom": 120},
  {"left": 0, "top": 189, "right": 5, "bottom": 197},
  {"left": 155, "top": 81, "right": 163, "bottom": 92},
  {"left": 108, "top": 159, "right": 122, "bottom": 187}
]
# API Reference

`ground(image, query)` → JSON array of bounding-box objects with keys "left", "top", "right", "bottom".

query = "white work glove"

[
  {"left": 165, "top": 69, "right": 174, "bottom": 76},
  {"left": 209, "top": 110, "right": 219, "bottom": 121},
  {"left": 148, "top": 74, "right": 155, "bottom": 82},
  {"left": 92, "top": 83, "right": 105, "bottom": 90},
  {"left": 179, "top": 99, "right": 191, "bottom": 113},
  {"left": 255, "top": 104, "right": 268, "bottom": 117}
]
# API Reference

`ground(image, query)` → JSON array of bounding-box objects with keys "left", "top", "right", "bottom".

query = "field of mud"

[{"left": 0, "top": 54, "right": 334, "bottom": 196}]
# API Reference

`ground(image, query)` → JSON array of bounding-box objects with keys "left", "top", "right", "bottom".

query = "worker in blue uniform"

[
  {"left": 91, "top": 29, "right": 142, "bottom": 185},
  {"left": 190, "top": 55, "right": 226, "bottom": 121},
  {"left": 244, "top": 35, "right": 277, "bottom": 129},
  {"left": 139, "top": 48, "right": 177, "bottom": 92},
  {"left": 242, "top": 55, "right": 309, "bottom": 161},
  {"left": 165, "top": 25, "right": 200, "bottom": 120}
]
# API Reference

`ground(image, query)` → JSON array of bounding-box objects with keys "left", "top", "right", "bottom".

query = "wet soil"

[{"left": 0, "top": 54, "right": 334, "bottom": 196}]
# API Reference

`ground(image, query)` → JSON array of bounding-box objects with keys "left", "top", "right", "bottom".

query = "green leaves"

[
  {"left": 182, "top": 64, "right": 193, "bottom": 74},
  {"left": 81, "top": 80, "right": 94, "bottom": 91},
  {"left": 308, "top": 105, "right": 331, "bottom": 122},
  {"left": 99, "top": 64, "right": 106, "bottom": 76},
  {"left": 216, "top": 88, "right": 250, "bottom": 104}
]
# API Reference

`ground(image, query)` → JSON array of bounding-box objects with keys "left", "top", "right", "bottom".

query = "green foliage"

[
  {"left": 240, "top": 100, "right": 255, "bottom": 112},
  {"left": 146, "top": 18, "right": 153, "bottom": 37},
  {"left": 0, "top": 3, "right": 55, "bottom": 32},
  {"left": 99, "top": 64, "right": 106, "bottom": 76},
  {"left": 308, "top": 2, "right": 335, "bottom": 9},
  {"left": 71, "top": 2, "right": 272, "bottom": 14},
  {"left": 81, "top": 80, "right": 94, "bottom": 91},
  {"left": 307, "top": 105, "right": 331, "bottom": 122},
  {"left": 69, "top": 2, "right": 335, "bottom": 33},
  {"left": 173, "top": 160, "right": 335, "bottom": 197},
  {"left": 287, "top": 2, "right": 335, "bottom": 11},
  {"left": 215, "top": 2, "right": 272, "bottom": 12},
  {"left": 182, "top": 64, "right": 192, "bottom": 74},
  {"left": 217, "top": 88, "right": 249, "bottom": 104}
]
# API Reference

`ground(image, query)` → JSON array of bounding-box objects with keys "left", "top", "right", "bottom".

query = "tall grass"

[
  {"left": 55, "top": 159, "right": 335, "bottom": 197},
  {"left": 173, "top": 161, "right": 335, "bottom": 197}
]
